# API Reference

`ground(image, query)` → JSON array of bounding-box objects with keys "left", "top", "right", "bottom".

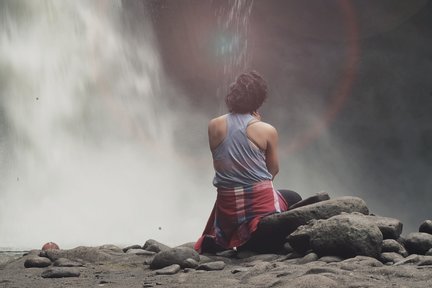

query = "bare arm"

[{"left": 265, "top": 126, "right": 280, "bottom": 180}]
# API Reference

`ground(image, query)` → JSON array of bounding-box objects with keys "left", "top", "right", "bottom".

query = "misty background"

[{"left": 0, "top": 0, "right": 431, "bottom": 249}]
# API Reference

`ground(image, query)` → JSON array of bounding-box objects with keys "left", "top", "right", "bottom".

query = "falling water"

[
  {"left": 0, "top": 0, "right": 211, "bottom": 249},
  {"left": 214, "top": 0, "right": 254, "bottom": 112}
]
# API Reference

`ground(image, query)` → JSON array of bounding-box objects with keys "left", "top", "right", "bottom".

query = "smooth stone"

[
  {"left": 122, "top": 244, "right": 142, "bottom": 253},
  {"left": 53, "top": 258, "right": 84, "bottom": 267},
  {"left": 318, "top": 256, "right": 343, "bottom": 263},
  {"left": 126, "top": 249, "right": 156, "bottom": 256},
  {"left": 150, "top": 247, "right": 200, "bottom": 269},
  {"left": 405, "top": 232, "right": 432, "bottom": 255},
  {"left": 24, "top": 256, "right": 52, "bottom": 268},
  {"left": 183, "top": 258, "right": 199, "bottom": 269},
  {"left": 381, "top": 239, "right": 408, "bottom": 256},
  {"left": 288, "top": 213, "right": 383, "bottom": 258},
  {"left": 419, "top": 220, "right": 432, "bottom": 234},
  {"left": 426, "top": 248, "right": 432, "bottom": 256},
  {"left": 297, "top": 252, "right": 319, "bottom": 264},
  {"left": 45, "top": 246, "right": 113, "bottom": 263},
  {"left": 155, "top": 264, "right": 181, "bottom": 275},
  {"left": 256, "top": 197, "right": 369, "bottom": 251},
  {"left": 379, "top": 252, "right": 404, "bottom": 264},
  {"left": 41, "top": 267, "right": 81, "bottom": 278},
  {"left": 143, "top": 239, "right": 171, "bottom": 253},
  {"left": 196, "top": 261, "right": 226, "bottom": 271}
]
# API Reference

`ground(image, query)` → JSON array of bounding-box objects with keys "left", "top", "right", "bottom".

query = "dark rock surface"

[
  {"left": 41, "top": 267, "right": 81, "bottom": 278},
  {"left": 24, "top": 256, "right": 52, "bottom": 268},
  {"left": 150, "top": 247, "right": 200, "bottom": 269},
  {"left": 287, "top": 213, "right": 383, "bottom": 258},
  {"left": 405, "top": 232, "right": 432, "bottom": 255},
  {"left": 419, "top": 220, "right": 432, "bottom": 234}
]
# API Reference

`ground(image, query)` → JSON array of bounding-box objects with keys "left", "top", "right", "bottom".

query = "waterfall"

[{"left": 0, "top": 0, "right": 211, "bottom": 249}]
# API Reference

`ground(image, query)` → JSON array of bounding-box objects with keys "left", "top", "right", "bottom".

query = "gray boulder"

[
  {"left": 252, "top": 197, "right": 369, "bottom": 252},
  {"left": 381, "top": 239, "right": 408, "bottom": 257},
  {"left": 45, "top": 247, "right": 113, "bottom": 263},
  {"left": 379, "top": 252, "right": 404, "bottom": 264},
  {"left": 419, "top": 220, "right": 432, "bottom": 234},
  {"left": 143, "top": 239, "right": 171, "bottom": 253},
  {"left": 155, "top": 264, "right": 181, "bottom": 275},
  {"left": 196, "top": 261, "right": 226, "bottom": 271},
  {"left": 405, "top": 232, "right": 432, "bottom": 255},
  {"left": 150, "top": 247, "right": 200, "bottom": 270},
  {"left": 41, "top": 267, "right": 80, "bottom": 278},
  {"left": 24, "top": 256, "right": 52, "bottom": 268},
  {"left": 287, "top": 213, "right": 383, "bottom": 258}
]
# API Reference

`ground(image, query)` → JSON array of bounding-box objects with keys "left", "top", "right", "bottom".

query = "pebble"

[
  {"left": 197, "top": 261, "right": 226, "bottom": 271},
  {"left": 24, "top": 256, "right": 52, "bottom": 268},
  {"left": 41, "top": 267, "right": 81, "bottom": 278},
  {"left": 155, "top": 264, "right": 181, "bottom": 275}
]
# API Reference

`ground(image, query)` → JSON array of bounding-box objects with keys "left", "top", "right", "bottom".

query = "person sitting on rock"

[{"left": 194, "top": 71, "right": 306, "bottom": 253}]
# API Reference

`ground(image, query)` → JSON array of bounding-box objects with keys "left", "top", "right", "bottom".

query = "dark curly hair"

[{"left": 225, "top": 71, "right": 268, "bottom": 114}]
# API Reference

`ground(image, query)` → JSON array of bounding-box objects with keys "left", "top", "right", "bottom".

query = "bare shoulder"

[
  {"left": 249, "top": 120, "right": 278, "bottom": 135},
  {"left": 208, "top": 114, "right": 227, "bottom": 128}
]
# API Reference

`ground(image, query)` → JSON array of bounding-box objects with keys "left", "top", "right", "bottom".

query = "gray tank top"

[{"left": 212, "top": 113, "right": 273, "bottom": 188}]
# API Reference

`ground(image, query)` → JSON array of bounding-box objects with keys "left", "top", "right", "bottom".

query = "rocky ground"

[{"left": 1, "top": 196, "right": 432, "bottom": 288}]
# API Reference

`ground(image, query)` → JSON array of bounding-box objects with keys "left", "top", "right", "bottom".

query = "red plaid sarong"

[{"left": 194, "top": 180, "right": 288, "bottom": 252}]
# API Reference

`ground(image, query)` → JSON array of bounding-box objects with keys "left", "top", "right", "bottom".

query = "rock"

[
  {"left": 176, "top": 242, "right": 196, "bottom": 249},
  {"left": 426, "top": 248, "right": 432, "bottom": 256},
  {"left": 216, "top": 250, "right": 237, "bottom": 258},
  {"left": 231, "top": 267, "right": 249, "bottom": 274},
  {"left": 282, "top": 242, "right": 294, "bottom": 253},
  {"left": 155, "top": 264, "right": 181, "bottom": 275},
  {"left": 379, "top": 252, "right": 404, "bottom": 264},
  {"left": 53, "top": 258, "right": 84, "bottom": 267},
  {"left": 41, "top": 267, "right": 80, "bottom": 278},
  {"left": 405, "top": 232, "right": 432, "bottom": 255},
  {"left": 45, "top": 246, "right": 113, "bottom": 263},
  {"left": 393, "top": 254, "right": 421, "bottom": 266},
  {"left": 183, "top": 258, "right": 199, "bottom": 268},
  {"left": 287, "top": 213, "right": 383, "bottom": 258},
  {"left": 296, "top": 252, "right": 319, "bottom": 264},
  {"left": 150, "top": 247, "right": 200, "bottom": 270},
  {"left": 360, "top": 214, "right": 403, "bottom": 239},
  {"left": 255, "top": 197, "right": 369, "bottom": 252},
  {"left": 419, "top": 220, "right": 432, "bottom": 234},
  {"left": 196, "top": 261, "right": 226, "bottom": 271},
  {"left": 143, "top": 239, "right": 171, "bottom": 253},
  {"left": 339, "top": 256, "right": 383, "bottom": 270},
  {"left": 381, "top": 239, "right": 408, "bottom": 256},
  {"left": 418, "top": 255, "right": 432, "bottom": 266},
  {"left": 24, "top": 256, "right": 52, "bottom": 268},
  {"left": 122, "top": 244, "right": 142, "bottom": 253},
  {"left": 126, "top": 249, "right": 156, "bottom": 256},
  {"left": 98, "top": 244, "right": 123, "bottom": 253},
  {"left": 318, "top": 256, "right": 343, "bottom": 263}
]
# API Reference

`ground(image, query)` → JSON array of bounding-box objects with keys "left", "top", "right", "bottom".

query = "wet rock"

[
  {"left": 419, "top": 220, "right": 432, "bottom": 234},
  {"left": 405, "top": 232, "right": 432, "bottom": 255},
  {"left": 197, "top": 261, "right": 226, "bottom": 271},
  {"left": 288, "top": 213, "right": 383, "bottom": 258},
  {"left": 381, "top": 239, "right": 408, "bottom": 256},
  {"left": 122, "top": 244, "right": 142, "bottom": 253},
  {"left": 155, "top": 264, "right": 181, "bottom": 275},
  {"left": 379, "top": 252, "right": 404, "bottom": 264},
  {"left": 24, "top": 256, "right": 52, "bottom": 268},
  {"left": 150, "top": 247, "right": 200, "bottom": 269},
  {"left": 256, "top": 197, "right": 369, "bottom": 251},
  {"left": 143, "top": 239, "right": 171, "bottom": 253},
  {"left": 53, "top": 258, "right": 84, "bottom": 267},
  {"left": 41, "top": 267, "right": 80, "bottom": 278}
]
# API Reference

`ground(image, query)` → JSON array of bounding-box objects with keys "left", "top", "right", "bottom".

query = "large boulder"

[
  {"left": 249, "top": 197, "right": 369, "bottom": 252},
  {"left": 287, "top": 213, "right": 383, "bottom": 258},
  {"left": 405, "top": 232, "right": 432, "bottom": 255},
  {"left": 150, "top": 247, "right": 200, "bottom": 269}
]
